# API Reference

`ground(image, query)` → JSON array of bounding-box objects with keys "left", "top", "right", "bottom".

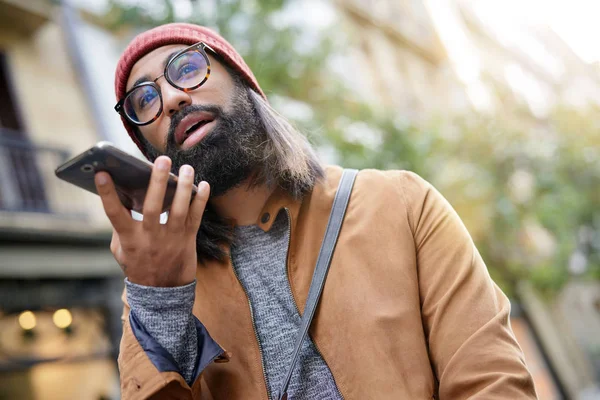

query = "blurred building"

[
  {"left": 335, "top": 0, "right": 600, "bottom": 398},
  {"left": 332, "top": 0, "right": 468, "bottom": 120},
  {"left": 0, "top": 1, "right": 124, "bottom": 399},
  {"left": 456, "top": 0, "right": 600, "bottom": 115},
  {"left": 335, "top": 0, "right": 600, "bottom": 122}
]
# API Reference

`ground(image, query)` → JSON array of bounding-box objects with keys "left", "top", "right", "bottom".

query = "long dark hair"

[{"left": 194, "top": 87, "right": 324, "bottom": 262}]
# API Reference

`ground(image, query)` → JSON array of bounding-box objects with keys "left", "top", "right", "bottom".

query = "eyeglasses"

[{"left": 114, "top": 42, "right": 214, "bottom": 126}]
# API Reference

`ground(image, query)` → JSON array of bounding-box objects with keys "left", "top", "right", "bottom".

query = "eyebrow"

[{"left": 128, "top": 49, "right": 183, "bottom": 90}]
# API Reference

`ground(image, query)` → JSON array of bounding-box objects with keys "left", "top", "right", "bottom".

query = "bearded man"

[{"left": 95, "top": 23, "right": 538, "bottom": 399}]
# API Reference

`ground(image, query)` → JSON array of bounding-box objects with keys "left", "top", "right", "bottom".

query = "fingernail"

[
  {"left": 197, "top": 181, "right": 209, "bottom": 195},
  {"left": 181, "top": 165, "right": 193, "bottom": 176},
  {"left": 96, "top": 173, "right": 108, "bottom": 185},
  {"left": 156, "top": 157, "right": 169, "bottom": 171}
]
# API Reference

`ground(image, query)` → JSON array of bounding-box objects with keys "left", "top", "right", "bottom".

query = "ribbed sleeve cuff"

[
  {"left": 125, "top": 278, "right": 196, "bottom": 313},
  {"left": 125, "top": 278, "right": 198, "bottom": 384}
]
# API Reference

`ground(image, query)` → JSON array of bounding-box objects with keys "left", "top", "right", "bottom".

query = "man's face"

[
  {"left": 125, "top": 44, "right": 266, "bottom": 196},
  {"left": 126, "top": 44, "right": 236, "bottom": 152}
]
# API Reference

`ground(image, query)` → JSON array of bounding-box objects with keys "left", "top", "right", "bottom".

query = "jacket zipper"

[
  {"left": 282, "top": 208, "right": 345, "bottom": 400},
  {"left": 229, "top": 253, "right": 273, "bottom": 400}
]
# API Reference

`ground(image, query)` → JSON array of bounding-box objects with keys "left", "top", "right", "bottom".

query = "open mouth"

[
  {"left": 179, "top": 118, "right": 217, "bottom": 150},
  {"left": 183, "top": 119, "right": 212, "bottom": 140},
  {"left": 175, "top": 111, "right": 217, "bottom": 149}
]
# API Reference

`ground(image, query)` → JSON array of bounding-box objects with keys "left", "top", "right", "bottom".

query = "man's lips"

[
  {"left": 181, "top": 120, "right": 217, "bottom": 150},
  {"left": 174, "top": 111, "right": 216, "bottom": 148}
]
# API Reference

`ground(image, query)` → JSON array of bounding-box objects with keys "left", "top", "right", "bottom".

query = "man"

[{"left": 98, "top": 23, "right": 537, "bottom": 399}]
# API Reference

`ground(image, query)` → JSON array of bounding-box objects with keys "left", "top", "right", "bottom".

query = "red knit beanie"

[{"left": 114, "top": 23, "right": 266, "bottom": 156}]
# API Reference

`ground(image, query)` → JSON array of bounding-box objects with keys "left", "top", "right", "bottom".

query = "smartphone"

[{"left": 55, "top": 141, "right": 197, "bottom": 213}]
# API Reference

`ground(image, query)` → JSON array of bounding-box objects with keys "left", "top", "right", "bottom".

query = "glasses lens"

[
  {"left": 167, "top": 50, "right": 208, "bottom": 89},
  {"left": 123, "top": 84, "right": 161, "bottom": 124}
]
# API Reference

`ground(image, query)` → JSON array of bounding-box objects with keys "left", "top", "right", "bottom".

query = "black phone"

[{"left": 54, "top": 141, "right": 197, "bottom": 213}]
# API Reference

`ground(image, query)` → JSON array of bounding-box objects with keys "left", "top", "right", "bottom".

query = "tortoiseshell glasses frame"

[{"left": 114, "top": 42, "right": 215, "bottom": 126}]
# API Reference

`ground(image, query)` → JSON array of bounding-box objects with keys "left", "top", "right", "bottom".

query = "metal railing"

[
  {"left": 0, "top": 130, "right": 92, "bottom": 218},
  {"left": 0, "top": 132, "right": 69, "bottom": 213}
]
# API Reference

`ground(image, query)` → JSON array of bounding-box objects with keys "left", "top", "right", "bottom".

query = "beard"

[{"left": 144, "top": 88, "right": 266, "bottom": 197}]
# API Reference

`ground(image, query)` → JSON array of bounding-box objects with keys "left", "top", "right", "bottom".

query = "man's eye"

[
  {"left": 177, "top": 63, "right": 199, "bottom": 79},
  {"left": 139, "top": 91, "right": 157, "bottom": 108}
]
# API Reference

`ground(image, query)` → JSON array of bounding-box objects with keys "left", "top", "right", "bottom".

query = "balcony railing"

[{"left": 0, "top": 130, "right": 99, "bottom": 222}]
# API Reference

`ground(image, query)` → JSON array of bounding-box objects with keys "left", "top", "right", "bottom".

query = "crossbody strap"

[{"left": 276, "top": 168, "right": 358, "bottom": 400}]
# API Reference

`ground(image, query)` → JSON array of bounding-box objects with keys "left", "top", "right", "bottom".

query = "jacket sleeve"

[
  {"left": 118, "top": 286, "right": 229, "bottom": 399},
  {"left": 400, "top": 171, "right": 538, "bottom": 399}
]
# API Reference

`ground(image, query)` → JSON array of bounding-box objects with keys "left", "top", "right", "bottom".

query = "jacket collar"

[
  {"left": 254, "top": 165, "right": 343, "bottom": 233},
  {"left": 254, "top": 186, "right": 302, "bottom": 233}
]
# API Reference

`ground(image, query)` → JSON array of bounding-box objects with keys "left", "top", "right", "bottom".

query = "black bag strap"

[{"left": 276, "top": 168, "right": 358, "bottom": 400}]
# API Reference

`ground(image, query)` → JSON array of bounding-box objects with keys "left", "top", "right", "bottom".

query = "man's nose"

[{"left": 160, "top": 81, "right": 192, "bottom": 116}]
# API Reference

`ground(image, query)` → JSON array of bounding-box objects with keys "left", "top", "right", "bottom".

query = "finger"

[
  {"left": 167, "top": 164, "right": 195, "bottom": 230},
  {"left": 142, "top": 156, "right": 171, "bottom": 229},
  {"left": 109, "top": 230, "right": 126, "bottom": 268},
  {"left": 95, "top": 172, "right": 132, "bottom": 233},
  {"left": 109, "top": 229, "right": 120, "bottom": 255},
  {"left": 111, "top": 230, "right": 129, "bottom": 276},
  {"left": 187, "top": 181, "right": 210, "bottom": 233}
]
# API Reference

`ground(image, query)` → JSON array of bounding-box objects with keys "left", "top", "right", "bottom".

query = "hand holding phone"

[{"left": 95, "top": 156, "right": 209, "bottom": 287}]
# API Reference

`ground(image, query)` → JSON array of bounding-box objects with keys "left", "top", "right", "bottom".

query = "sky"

[
  {"left": 471, "top": 0, "right": 600, "bottom": 64},
  {"left": 544, "top": 0, "right": 600, "bottom": 64},
  {"left": 422, "top": 0, "right": 600, "bottom": 114}
]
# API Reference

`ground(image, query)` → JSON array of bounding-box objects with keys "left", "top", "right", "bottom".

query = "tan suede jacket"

[{"left": 118, "top": 166, "right": 538, "bottom": 399}]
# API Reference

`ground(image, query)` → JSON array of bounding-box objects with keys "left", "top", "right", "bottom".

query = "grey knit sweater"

[{"left": 126, "top": 210, "right": 342, "bottom": 399}]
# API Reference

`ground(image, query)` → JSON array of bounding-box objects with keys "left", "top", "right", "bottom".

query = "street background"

[{"left": 0, "top": 0, "right": 598, "bottom": 399}]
